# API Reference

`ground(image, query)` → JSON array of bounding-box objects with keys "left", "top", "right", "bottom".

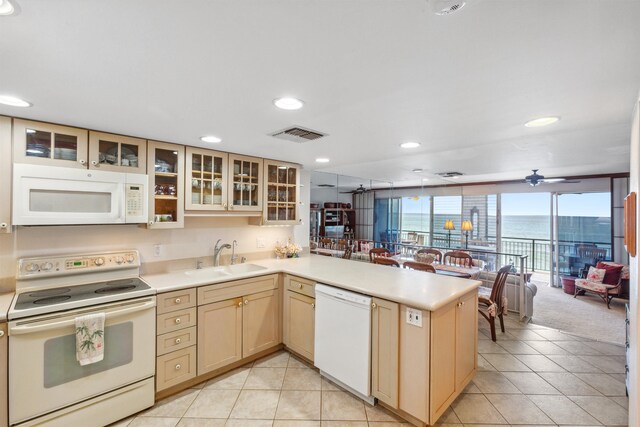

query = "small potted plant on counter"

[{"left": 275, "top": 240, "right": 302, "bottom": 259}]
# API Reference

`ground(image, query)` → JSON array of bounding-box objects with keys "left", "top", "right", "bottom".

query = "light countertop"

[
  {"left": 142, "top": 255, "right": 481, "bottom": 311},
  {"left": 0, "top": 292, "right": 14, "bottom": 322}
]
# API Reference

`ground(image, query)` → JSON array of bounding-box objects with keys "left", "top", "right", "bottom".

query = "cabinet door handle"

[
  {"left": 237, "top": 300, "right": 243, "bottom": 307},
  {"left": 230, "top": 205, "right": 234, "bottom": 210},
  {"left": 0, "top": 330, "right": 4, "bottom": 337},
  {"left": 175, "top": 298, "right": 181, "bottom": 304},
  {"left": 244, "top": 299, "right": 249, "bottom": 305},
  {"left": 79, "top": 159, "right": 86, "bottom": 165},
  {"left": 223, "top": 203, "right": 228, "bottom": 208},
  {"left": 175, "top": 318, "right": 181, "bottom": 324},
  {"left": 372, "top": 302, "right": 377, "bottom": 309},
  {"left": 175, "top": 338, "right": 181, "bottom": 344},
  {"left": 311, "top": 303, "right": 315, "bottom": 309},
  {"left": 175, "top": 364, "right": 182, "bottom": 370},
  {"left": 91, "top": 160, "right": 98, "bottom": 166},
  {"left": 0, "top": 223, "right": 7, "bottom": 229}
]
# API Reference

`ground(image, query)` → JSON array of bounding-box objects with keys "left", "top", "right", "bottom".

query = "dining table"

[{"left": 391, "top": 255, "right": 481, "bottom": 279}]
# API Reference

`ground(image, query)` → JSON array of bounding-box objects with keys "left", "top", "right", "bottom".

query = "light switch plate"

[
  {"left": 406, "top": 307, "right": 423, "bottom": 327},
  {"left": 256, "top": 238, "right": 265, "bottom": 248}
]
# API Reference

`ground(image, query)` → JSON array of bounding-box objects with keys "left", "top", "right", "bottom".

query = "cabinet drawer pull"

[
  {"left": 297, "top": 283, "right": 303, "bottom": 289},
  {"left": 175, "top": 298, "right": 181, "bottom": 304},
  {"left": 0, "top": 223, "right": 8, "bottom": 229},
  {"left": 175, "top": 338, "right": 181, "bottom": 344},
  {"left": 175, "top": 318, "right": 181, "bottom": 324},
  {"left": 175, "top": 364, "right": 182, "bottom": 370}
]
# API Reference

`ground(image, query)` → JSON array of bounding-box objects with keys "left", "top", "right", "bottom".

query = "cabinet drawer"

[
  {"left": 156, "top": 346, "right": 196, "bottom": 391},
  {"left": 285, "top": 276, "right": 315, "bottom": 298},
  {"left": 198, "top": 274, "right": 278, "bottom": 305},
  {"left": 157, "top": 288, "right": 196, "bottom": 314},
  {"left": 157, "top": 307, "right": 197, "bottom": 335},
  {"left": 157, "top": 326, "right": 197, "bottom": 356}
]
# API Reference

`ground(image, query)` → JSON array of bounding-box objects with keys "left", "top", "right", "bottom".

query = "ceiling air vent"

[
  {"left": 271, "top": 126, "right": 327, "bottom": 143},
  {"left": 435, "top": 171, "right": 464, "bottom": 178},
  {"left": 431, "top": 0, "right": 467, "bottom": 15}
]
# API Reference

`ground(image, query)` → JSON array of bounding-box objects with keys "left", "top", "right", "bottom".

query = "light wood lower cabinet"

[
  {"left": 283, "top": 289, "right": 315, "bottom": 361},
  {"left": 0, "top": 323, "right": 7, "bottom": 427},
  {"left": 398, "top": 289, "right": 478, "bottom": 425},
  {"left": 198, "top": 298, "right": 243, "bottom": 374},
  {"left": 198, "top": 275, "right": 281, "bottom": 376},
  {"left": 371, "top": 297, "right": 399, "bottom": 408}
]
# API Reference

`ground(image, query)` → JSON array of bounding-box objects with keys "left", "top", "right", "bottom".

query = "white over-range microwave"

[{"left": 12, "top": 163, "right": 148, "bottom": 225}]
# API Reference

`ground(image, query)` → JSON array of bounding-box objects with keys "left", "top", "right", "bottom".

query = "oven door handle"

[{"left": 9, "top": 298, "right": 156, "bottom": 335}]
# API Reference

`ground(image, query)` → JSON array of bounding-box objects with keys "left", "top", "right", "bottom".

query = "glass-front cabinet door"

[
  {"left": 185, "top": 147, "right": 228, "bottom": 211},
  {"left": 148, "top": 140, "right": 185, "bottom": 228},
  {"left": 228, "top": 154, "right": 262, "bottom": 211},
  {"left": 13, "top": 119, "right": 88, "bottom": 169},
  {"left": 88, "top": 131, "right": 147, "bottom": 174},
  {"left": 263, "top": 160, "right": 300, "bottom": 225}
]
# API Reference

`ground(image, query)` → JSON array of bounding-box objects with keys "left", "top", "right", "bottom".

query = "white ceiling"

[{"left": 1, "top": 0, "right": 639, "bottom": 187}]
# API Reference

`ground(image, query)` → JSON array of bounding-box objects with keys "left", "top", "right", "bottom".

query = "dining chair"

[
  {"left": 373, "top": 257, "right": 400, "bottom": 267},
  {"left": 478, "top": 265, "right": 511, "bottom": 341},
  {"left": 416, "top": 248, "right": 442, "bottom": 263},
  {"left": 403, "top": 261, "right": 436, "bottom": 273},
  {"left": 342, "top": 245, "right": 353, "bottom": 260},
  {"left": 443, "top": 251, "right": 473, "bottom": 267},
  {"left": 319, "top": 238, "right": 333, "bottom": 249},
  {"left": 335, "top": 239, "right": 349, "bottom": 251},
  {"left": 369, "top": 247, "right": 391, "bottom": 263}
]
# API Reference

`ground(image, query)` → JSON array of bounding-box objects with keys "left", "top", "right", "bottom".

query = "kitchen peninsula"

[{"left": 142, "top": 254, "right": 481, "bottom": 426}]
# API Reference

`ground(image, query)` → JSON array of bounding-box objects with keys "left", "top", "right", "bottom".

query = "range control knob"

[
  {"left": 41, "top": 262, "right": 54, "bottom": 271},
  {"left": 94, "top": 258, "right": 105, "bottom": 266},
  {"left": 115, "top": 256, "right": 124, "bottom": 265},
  {"left": 25, "top": 263, "right": 38, "bottom": 272},
  {"left": 125, "top": 254, "right": 135, "bottom": 264}
]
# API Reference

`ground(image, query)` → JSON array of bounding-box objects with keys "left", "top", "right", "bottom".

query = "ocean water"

[{"left": 401, "top": 213, "right": 611, "bottom": 244}]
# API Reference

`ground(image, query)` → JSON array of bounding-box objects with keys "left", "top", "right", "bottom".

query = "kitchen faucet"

[{"left": 213, "top": 239, "right": 232, "bottom": 267}]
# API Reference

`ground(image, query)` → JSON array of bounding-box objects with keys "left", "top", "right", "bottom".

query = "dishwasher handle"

[{"left": 9, "top": 298, "right": 156, "bottom": 335}]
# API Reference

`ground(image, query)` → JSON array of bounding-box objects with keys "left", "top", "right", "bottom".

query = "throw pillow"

[
  {"left": 586, "top": 266, "right": 606, "bottom": 283},
  {"left": 596, "top": 262, "right": 624, "bottom": 285}
]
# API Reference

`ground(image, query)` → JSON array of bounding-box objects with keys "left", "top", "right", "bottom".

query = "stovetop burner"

[
  {"left": 95, "top": 285, "right": 136, "bottom": 294},
  {"left": 33, "top": 295, "right": 72, "bottom": 305},
  {"left": 29, "top": 288, "right": 71, "bottom": 298}
]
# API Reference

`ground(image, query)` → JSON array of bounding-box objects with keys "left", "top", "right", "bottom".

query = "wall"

[
  {"left": 628, "top": 96, "right": 639, "bottom": 426},
  {"left": 310, "top": 188, "right": 352, "bottom": 207},
  {"left": 0, "top": 170, "right": 312, "bottom": 292}
]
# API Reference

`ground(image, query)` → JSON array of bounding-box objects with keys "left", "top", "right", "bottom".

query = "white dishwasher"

[{"left": 314, "top": 283, "right": 373, "bottom": 404}]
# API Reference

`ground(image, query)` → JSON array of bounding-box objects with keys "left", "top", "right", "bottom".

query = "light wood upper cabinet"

[
  {"left": 185, "top": 147, "right": 228, "bottom": 211},
  {"left": 88, "top": 131, "right": 146, "bottom": 174},
  {"left": 371, "top": 297, "right": 399, "bottom": 408},
  {"left": 13, "top": 119, "right": 89, "bottom": 169},
  {"left": 228, "top": 154, "right": 262, "bottom": 212},
  {"left": 283, "top": 290, "right": 315, "bottom": 361},
  {"left": 148, "top": 141, "right": 185, "bottom": 228},
  {"left": 243, "top": 289, "right": 281, "bottom": 357},
  {"left": 198, "top": 298, "right": 243, "bottom": 375},
  {"left": 262, "top": 160, "right": 300, "bottom": 224},
  {"left": 0, "top": 117, "right": 12, "bottom": 234}
]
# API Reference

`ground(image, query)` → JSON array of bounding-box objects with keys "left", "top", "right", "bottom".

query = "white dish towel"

[{"left": 75, "top": 313, "right": 105, "bottom": 366}]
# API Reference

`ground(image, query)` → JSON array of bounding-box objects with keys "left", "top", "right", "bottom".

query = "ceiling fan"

[
  {"left": 340, "top": 184, "right": 369, "bottom": 194},
  {"left": 524, "top": 169, "right": 577, "bottom": 186}
]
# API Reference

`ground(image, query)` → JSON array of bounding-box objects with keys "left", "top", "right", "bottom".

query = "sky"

[{"left": 401, "top": 192, "right": 611, "bottom": 217}]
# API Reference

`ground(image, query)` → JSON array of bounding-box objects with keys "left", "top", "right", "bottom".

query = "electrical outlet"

[
  {"left": 256, "top": 238, "right": 265, "bottom": 248},
  {"left": 406, "top": 307, "right": 423, "bottom": 327},
  {"left": 153, "top": 244, "right": 161, "bottom": 257}
]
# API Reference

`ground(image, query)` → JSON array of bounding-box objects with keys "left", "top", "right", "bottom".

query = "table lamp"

[
  {"left": 444, "top": 219, "right": 455, "bottom": 248},
  {"left": 461, "top": 220, "right": 473, "bottom": 248}
]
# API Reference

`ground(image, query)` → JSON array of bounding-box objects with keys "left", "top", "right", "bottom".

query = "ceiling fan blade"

[{"left": 543, "top": 178, "right": 566, "bottom": 183}]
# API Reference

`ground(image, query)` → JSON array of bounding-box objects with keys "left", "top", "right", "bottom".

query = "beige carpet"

[{"left": 529, "top": 273, "right": 627, "bottom": 345}]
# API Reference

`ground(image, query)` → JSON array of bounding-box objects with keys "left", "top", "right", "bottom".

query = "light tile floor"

[{"left": 111, "top": 316, "right": 628, "bottom": 427}]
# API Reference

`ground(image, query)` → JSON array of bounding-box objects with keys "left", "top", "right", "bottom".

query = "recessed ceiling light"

[
  {"left": 525, "top": 116, "right": 560, "bottom": 128},
  {"left": 412, "top": 168, "right": 423, "bottom": 173},
  {"left": 315, "top": 158, "right": 330, "bottom": 163},
  {"left": 422, "top": 178, "right": 429, "bottom": 181},
  {"left": 400, "top": 142, "right": 421, "bottom": 149},
  {"left": 0, "top": 0, "right": 15, "bottom": 15},
  {"left": 200, "top": 135, "right": 222, "bottom": 143},
  {"left": 0, "top": 94, "right": 31, "bottom": 107},
  {"left": 273, "top": 97, "right": 304, "bottom": 110}
]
